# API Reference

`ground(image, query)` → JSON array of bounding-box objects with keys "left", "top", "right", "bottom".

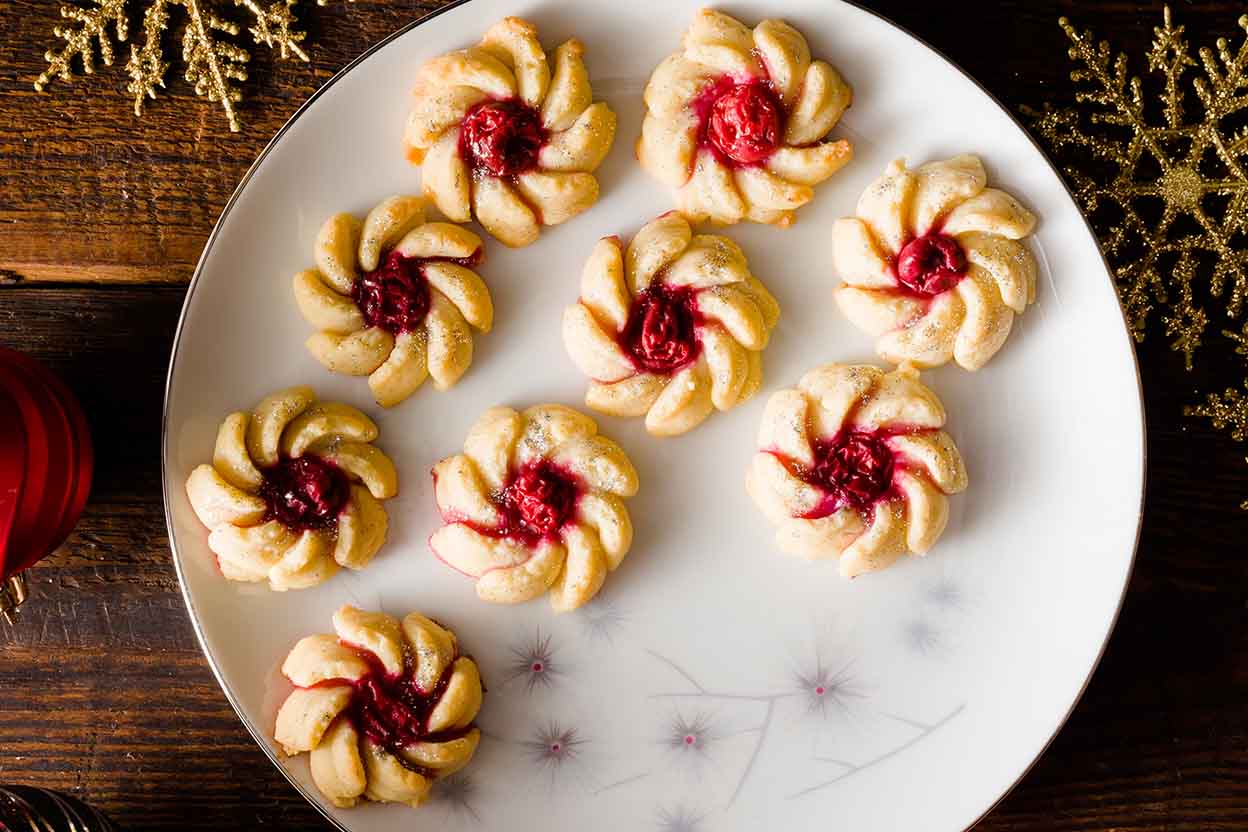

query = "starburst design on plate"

[
  {"left": 902, "top": 616, "right": 942, "bottom": 655},
  {"left": 580, "top": 598, "right": 628, "bottom": 644},
  {"left": 793, "top": 658, "right": 864, "bottom": 719},
  {"left": 664, "top": 710, "right": 717, "bottom": 757},
  {"left": 524, "top": 722, "right": 587, "bottom": 773},
  {"left": 656, "top": 804, "right": 705, "bottom": 832},
  {"left": 922, "top": 575, "right": 965, "bottom": 612},
  {"left": 430, "top": 772, "right": 480, "bottom": 821},
  {"left": 504, "top": 626, "right": 561, "bottom": 693}
]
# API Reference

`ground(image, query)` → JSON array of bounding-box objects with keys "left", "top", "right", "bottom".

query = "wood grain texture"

[{"left": 0, "top": 1, "right": 1246, "bottom": 830}]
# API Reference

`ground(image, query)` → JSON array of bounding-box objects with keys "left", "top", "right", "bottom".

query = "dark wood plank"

[
  {"left": 0, "top": 1, "right": 1246, "bottom": 830},
  {"left": 0, "top": 0, "right": 445, "bottom": 286},
  {"left": 0, "top": 648, "right": 327, "bottom": 827}
]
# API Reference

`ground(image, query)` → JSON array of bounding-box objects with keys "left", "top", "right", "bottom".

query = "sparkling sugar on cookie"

[
  {"left": 832, "top": 155, "right": 1038, "bottom": 371},
  {"left": 294, "top": 196, "right": 493, "bottom": 408},
  {"left": 184, "top": 386, "right": 396, "bottom": 590},
  {"left": 638, "top": 8, "right": 853, "bottom": 226},
  {"left": 404, "top": 17, "right": 617, "bottom": 247},
  {"left": 746, "top": 363, "right": 968, "bottom": 576},
  {"left": 275, "top": 606, "right": 483, "bottom": 809},
  {"left": 563, "top": 212, "right": 780, "bottom": 436},
  {"left": 429, "top": 404, "right": 637, "bottom": 612}
]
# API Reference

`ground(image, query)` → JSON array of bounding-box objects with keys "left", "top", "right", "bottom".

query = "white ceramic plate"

[{"left": 162, "top": 1, "right": 1145, "bottom": 829}]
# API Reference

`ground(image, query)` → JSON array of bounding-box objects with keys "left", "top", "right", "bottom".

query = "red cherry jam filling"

[
  {"left": 499, "top": 460, "right": 579, "bottom": 541},
  {"left": 341, "top": 645, "right": 460, "bottom": 757},
  {"left": 895, "top": 233, "right": 966, "bottom": 297},
  {"left": 353, "top": 249, "right": 432, "bottom": 334},
  {"left": 799, "top": 430, "right": 896, "bottom": 519},
  {"left": 459, "top": 99, "right": 548, "bottom": 177},
  {"left": 621, "top": 284, "right": 701, "bottom": 375},
  {"left": 259, "top": 455, "right": 350, "bottom": 532},
  {"left": 693, "top": 76, "right": 785, "bottom": 167}
]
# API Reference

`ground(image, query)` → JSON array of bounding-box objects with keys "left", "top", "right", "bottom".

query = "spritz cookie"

[
  {"left": 275, "top": 605, "right": 483, "bottom": 809},
  {"left": 295, "top": 196, "right": 492, "bottom": 408},
  {"left": 563, "top": 212, "right": 779, "bottom": 436},
  {"left": 430, "top": 404, "right": 637, "bottom": 612},
  {"left": 638, "top": 8, "right": 853, "bottom": 226},
  {"left": 185, "top": 387, "right": 396, "bottom": 590},
  {"left": 833, "top": 155, "right": 1038, "bottom": 370},
  {"left": 404, "top": 17, "right": 617, "bottom": 247},
  {"left": 746, "top": 364, "right": 967, "bottom": 577}
]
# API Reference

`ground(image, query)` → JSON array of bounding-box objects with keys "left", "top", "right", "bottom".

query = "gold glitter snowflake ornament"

[
  {"left": 35, "top": 0, "right": 345, "bottom": 132},
  {"left": 1034, "top": 7, "right": 1248, "bottom": 368},
  {"left": 1037, "top": 6, "right": 1248, "bottom": 508}
]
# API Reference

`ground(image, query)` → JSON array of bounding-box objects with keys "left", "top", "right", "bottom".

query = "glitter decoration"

[
  {"left": 1035, "top": 6, "right": 1248, "bottom": 509},
  {"left": 1187, "top": 384, "right": 1248, "bottom": 442},
  {"left": 34, "top": 0, "right": 346, "bottom": 132},
  {"left": 1033, "top": 8, "right": 1248, "bottom": 367},
  {"left": 33, "top": 0, "right": 129, "bottom": 88},
  {"left": 1186, "top": 383, "right": 1248, "bottom": 508}
]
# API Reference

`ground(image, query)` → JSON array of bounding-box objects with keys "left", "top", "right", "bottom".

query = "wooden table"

[{"left": 1, "top": 0, "right": 1245, "bottom": 828}]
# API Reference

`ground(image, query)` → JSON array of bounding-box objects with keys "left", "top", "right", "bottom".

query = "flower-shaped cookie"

[
  {"left": 295, "top": 196, "right": 493, "bottom": 408},
  {"left": 563, "top": 212, "right": 779, "bottom": 436},
  {"left": 403, "top": 17, "right": 617, "bottom": 248},
  {"left": 746, "top": 364, "right": 968, "bottom": 577},
  {"left": 638, "top": 8, "right": 853, "bottom": 226},
  {"left": 833, "top": 155, "right": 1038, "bottom": 370},
  {"left": 185, "top": 387, "right": 396, "bottom": 590},
  {"left": 275, "top": 605, "right": 483, "bottom": 809},
  {"left": 430, "top": 404, "right": 638, "bottom": 612}
]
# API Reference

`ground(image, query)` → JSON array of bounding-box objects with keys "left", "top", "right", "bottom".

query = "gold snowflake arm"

[
  {"left": 1146, "top": 7, "right": 1195, "bottom": 128},
  {"left": 34, "top": 0, "right": 129, "bottom": 91},
  {"left": 233, "top": 0, "right": 309, "bottom": 62},
  {"left": 1186, "top": 384, "right": 1248, "bottom": 442},
  {"left": 1226, "top": 323, "right": 1248, "bottom": 359},
  {"left": 1057, "top": 15, "right": 1146, "bottom": 130},
  {"left": 126, "top": 0, "right": 173, "bottom": 116},
  {"left": 182, "top": 0, "right": 250, "bottom": 133},
  {"left": 1185, "top": 382, "right": 1248, "bottom": 509}
]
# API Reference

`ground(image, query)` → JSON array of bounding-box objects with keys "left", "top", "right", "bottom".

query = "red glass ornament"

[{"left": 0, "top": 348, "right": 93, "bottom": 622}]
